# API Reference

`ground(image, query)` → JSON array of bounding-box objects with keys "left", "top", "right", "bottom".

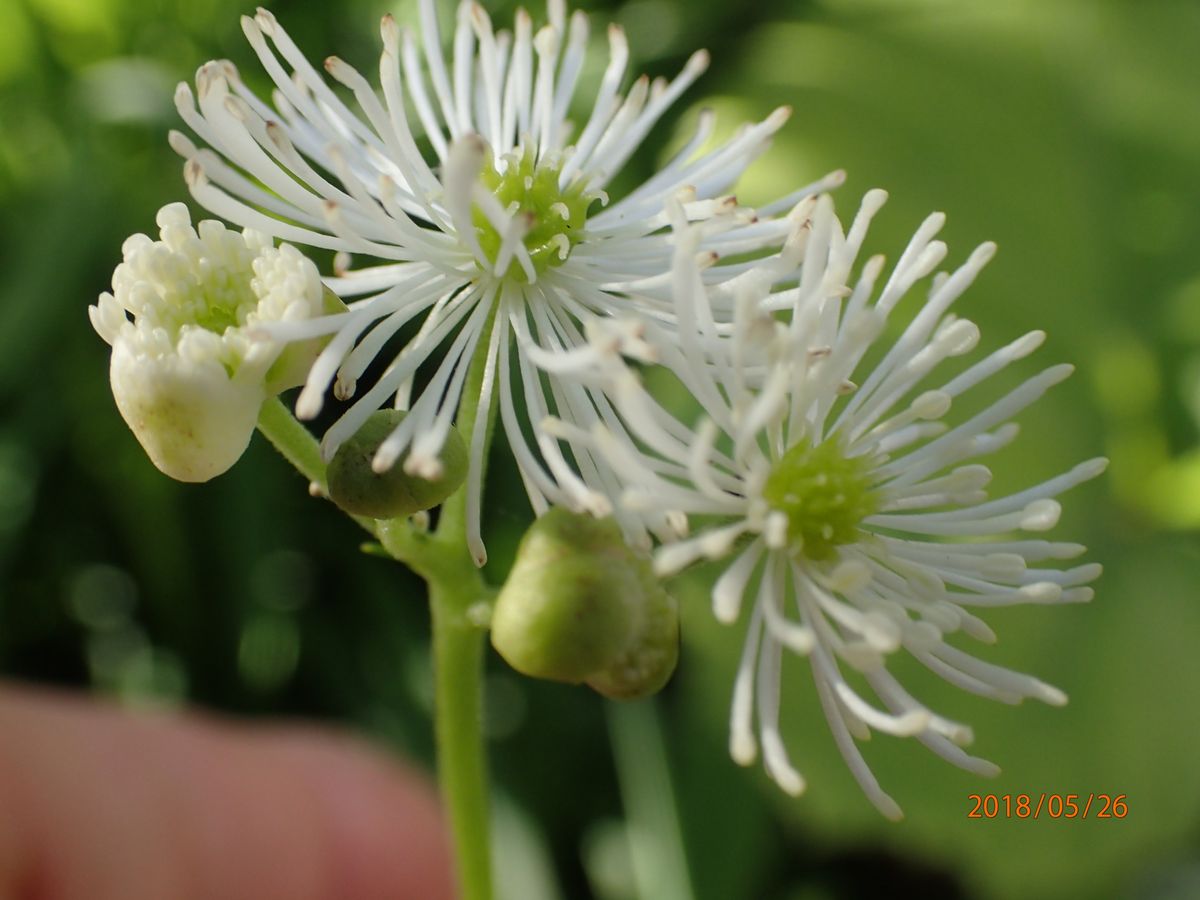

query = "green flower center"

[
  {"left": 473, "top": 148, "right": 594, "bottom": 282},
  {"left": 761, "top": 437, "right": 880, "bottom": 561},
  {"left": 189, "top": 276, "right": 256, "bottom": 336},
  {"left": 154, "top": 250, "right": 259, "bottom": 341}
]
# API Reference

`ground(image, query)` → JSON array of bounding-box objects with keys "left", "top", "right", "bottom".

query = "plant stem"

[
  {"left": 430, "top": 572, "right": 493, "bottom": 900},
  {"left": 436, "top": 300, "right": 499, "bottom": 553},
  {"left": 259, "top": 291, "right": 501, "bottom": 900},
  {"left": 386, "top": 299, "right": 499, "bottom": 900},
  {"left": 380, "top": 515, "right": 494, "bottom": 900},
  {"left": 608, "top": 701, "right": 695, "bottom": 900},
  {"left": 257, "top": 397, "right": 327, "bottom": 489},
  {"left": 256, "top": 398, "right": 377, "bottom": 536},
  {"left": 432, "top": 301, "right": 499, "bottom": 900}
]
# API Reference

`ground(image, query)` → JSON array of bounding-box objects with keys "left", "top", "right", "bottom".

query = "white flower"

[
  {"left": 548, "top": 190, "right": 1105, "bottom": 818},
  {"left": 168, "top": 0, "right": 838, "bottom": 561},
  {"left": 90, "top": 203, "right": 327, "bottom": 481}
]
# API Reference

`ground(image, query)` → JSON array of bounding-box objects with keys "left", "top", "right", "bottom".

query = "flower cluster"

[
  {"left": 166, "top": 0, "right": 837, "bottom": 563},
  {"left": 91, "top": 0, "right": 1102, "bottom": 816}
]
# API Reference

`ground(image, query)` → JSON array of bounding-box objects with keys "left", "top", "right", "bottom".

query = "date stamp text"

[{"left": 967, "top": 793, "right": 1128, "bottom": 819}]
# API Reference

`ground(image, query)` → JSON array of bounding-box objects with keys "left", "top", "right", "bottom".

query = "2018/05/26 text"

[{"left": 967, "top": 794, "right": 1128, "bottom": 819}]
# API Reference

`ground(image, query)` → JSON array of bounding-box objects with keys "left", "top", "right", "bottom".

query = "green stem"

[
  {"left": 378, "top": 515, "right": 494, "bottom": 900},
  {"left": 256, "top": 399, "right": 377, "bottom": 536},
  {"left": 432, "top": 303, "right": 499, "bottom": 900},
  {"left": 608, "top": 701, "right": 695, "bottom": 900},
  {"left": 383, "top": 300, "right": 499, "bottom": 900},
  {"left": 260, "top": 294, "right": 500, "bottom": 900},
  {"left": 430, "top": 572, "right": 493, "bottom": 900},
  {"left": 257, "top": 397, "right": 327, "bottom": 489},
  {"left": 436, "top": 301, "right": 498, "bottom": 551}
]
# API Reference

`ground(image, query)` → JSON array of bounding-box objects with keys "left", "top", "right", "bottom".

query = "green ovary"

[
  {"left": 761, "top": 437, "right": 880, "bottom": 561},
  {"left": 163, "top": 263, "right": 262, "bottom": 377},
  {"left": 191, "top": 298, "right": 243, "bottom": 335},
  {"left": 473, "top": 148, "right": 593, "bottom": 281},
  {"left": 168, "top": 264, "right": 257, "bottom": 339}
]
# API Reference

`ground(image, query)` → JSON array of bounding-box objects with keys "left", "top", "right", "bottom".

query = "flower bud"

[
  {"left": 89, "top": 203, "right": 328, "bottom": 482},
  {"left": 491, "top": 508, "right": 679, "bottom": 699},
  {"left": 585, "top": 562, "right": 679, "bottom": 701},
  {"left": 326, "top": 410, "right": 468, "bottom": 519}
]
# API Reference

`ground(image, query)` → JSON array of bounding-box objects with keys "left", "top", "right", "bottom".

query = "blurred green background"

[{"left": 1, "top": 0, "right": 1197, "bottom": 897}]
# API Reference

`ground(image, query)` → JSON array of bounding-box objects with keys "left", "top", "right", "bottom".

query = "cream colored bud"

[{"left": 90, "top": 203, "right": 327, "bottom": 482}]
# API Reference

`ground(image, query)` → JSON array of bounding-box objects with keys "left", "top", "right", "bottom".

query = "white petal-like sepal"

[{"left": 109, "top": 337, "right": 265, "bottom": 482}]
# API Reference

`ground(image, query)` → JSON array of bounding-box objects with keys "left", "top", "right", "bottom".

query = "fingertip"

[
  {"left": 263, "top": 732, "right": 455, "bottom": 900},
  {"left": 0, "top": 687, "right": 456, "bottom": 900}
]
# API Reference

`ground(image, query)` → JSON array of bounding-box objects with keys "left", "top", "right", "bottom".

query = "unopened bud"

[
  {"left": 326, "top": 410, "right": 467, "bottom": 519},
  {"left": 491, "top": 508, "right": 679, "bottom": 699},
  {"left": 586, "top": 560, "right": 678, "bottom": 701}
]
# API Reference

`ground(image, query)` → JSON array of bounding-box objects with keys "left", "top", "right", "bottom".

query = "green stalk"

[
  {"left": 385, "top": 299, "right": 499, "bottom": 900},
  {"left": 257, "top": 397, "right": 327, "bottom": 489},
  {"left": 429, "top": 572, "right": 493, "bottom": 900},
  {"left": 259, "top": 294, "right": 500, "bottom": 900},
  {"left": 607, "top": 701, "right": 695, "bottom": 900},
  {"left": 256, "top": 399, "right": 377, "bottom": 536},
  {"left": 377, "top": 513, "right": 494, "bottom": 900},
  {"left": 436, "top": 300, "right": 499, "bottom": 550},
  {"left": 430, "top": 301, "right": 499, "bottom": 900}
]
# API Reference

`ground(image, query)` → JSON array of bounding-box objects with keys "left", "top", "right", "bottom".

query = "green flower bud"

[
  {"left": 491, "top": 508, "right": 679, "bottom": 700},
  {"left": 586, "top": 563, "right": 679, "bottom": 702},
  {"left": 326, "top": 410, "right": 467, "bottom": 519}
]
